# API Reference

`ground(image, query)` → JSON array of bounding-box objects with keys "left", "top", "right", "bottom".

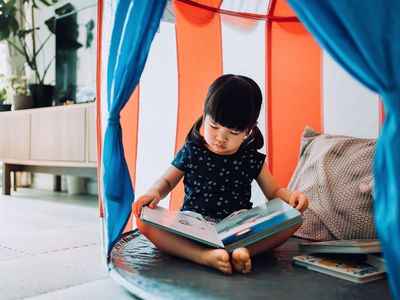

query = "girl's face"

[{"left": 203, "top": 115, "right": 248, "bottom": 155}]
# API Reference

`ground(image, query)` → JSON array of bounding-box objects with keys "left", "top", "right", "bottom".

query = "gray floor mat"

[{"left": 110, "top": 230, "right": 392, "bottom": 300}]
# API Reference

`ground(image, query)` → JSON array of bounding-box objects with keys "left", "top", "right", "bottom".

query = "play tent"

[{"left": 96, "top": 0, "right": 399, "bottom": 298}]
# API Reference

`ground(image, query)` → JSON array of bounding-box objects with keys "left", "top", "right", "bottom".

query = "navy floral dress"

[{"left": 172, "top": 141, "right": 265, "bottom": 221}]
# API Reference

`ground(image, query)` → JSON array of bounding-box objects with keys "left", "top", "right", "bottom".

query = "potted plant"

[
  {"left": 0, "top": 0, "right": 70, "bottom": 108},
  {"left": 0, "top": 74, "right": 12, "bottom": 111},
  {"left": 10, "top": 75, "right": 33, "bottom": 110}
]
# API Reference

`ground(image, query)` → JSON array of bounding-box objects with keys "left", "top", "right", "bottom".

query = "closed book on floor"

[
  {"left": 299, "top": 239, "right": 381, "bottom": 254},
  {"left": 293, "top": 254, "right": 385, "bottom": 283}
]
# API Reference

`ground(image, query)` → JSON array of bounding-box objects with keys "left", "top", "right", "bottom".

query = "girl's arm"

[
  {"left": 256, "top": 163, "right": 308, "bottom": 212},
  {"left": 133, "top": 165, "right": 184, "bottom": 218}
]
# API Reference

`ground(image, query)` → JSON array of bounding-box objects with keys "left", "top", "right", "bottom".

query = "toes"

[
  {"left": 232, "top": 248, "right": 251, "bottom": 274},
  {"left": 219, "top": 261, "right": 232, "bottom": 274},
  {"left": 233, "top": 263, "right": 242, "bottom": 273},
  {"left": 242, "top": 260, "right": 251, "bottom": 274},
  {"left": 231, "top": 259, "right": 245, "bottom": 273},
  {"left": 213, "top": 249, "right": 232, "bottom": 274}
]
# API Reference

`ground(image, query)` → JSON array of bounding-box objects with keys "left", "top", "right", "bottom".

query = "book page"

[
  {"left": 141, "top": 206, "right": 223, "bottom": 247},
  {"left": 215, "top": 199, "right": 293, "bottom": 240}
]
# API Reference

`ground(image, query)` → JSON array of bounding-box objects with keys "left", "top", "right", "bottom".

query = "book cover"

[
  {"left": 299, "top": 239, "right": 381, "bottom": 254},
  {"left": 293, "top": 254, "right": 385, "bottom": 283},
  {"left": 140, "top": 198, "right": 303, "bottom": 252}
]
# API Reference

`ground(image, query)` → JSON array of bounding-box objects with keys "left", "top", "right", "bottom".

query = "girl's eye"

[
  {"left": 210, "top": 124, "right": 218, "bottom": 129},
  {"left": 230, "top": 131, "right": 240, "bottom": 135}
]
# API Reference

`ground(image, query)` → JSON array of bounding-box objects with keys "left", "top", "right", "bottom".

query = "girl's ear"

[
  {"left": 245, "top": 123, "right": 258, "bottom": 140},
  {"left": 244, "top": 129, "right": 251, "bottom": 140},
  {"left": 246, "top": 126, "right": 255, "bottom": 138},
  {"left": 200, "top": 114, "right": 205, "bottom": 135}
]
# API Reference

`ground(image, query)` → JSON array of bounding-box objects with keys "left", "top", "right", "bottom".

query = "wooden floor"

[{"left": 0, "top": 188, "right": 133, "bottom": 300}]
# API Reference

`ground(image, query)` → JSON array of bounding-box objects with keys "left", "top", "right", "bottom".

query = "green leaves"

[
  {"left": 44, "top": 16, "right": 56, "bottom": 34},
  {"left": 0, "top": 88, "right": 7, "bottom": 102},
  {"left": 0, "top": 26, "right": 10, "bottom": 40},
  {"left": 30, "top": 0, "right": 58, "bottom": 8},
  {"left": 0, "top": 0, "right": 63, "bottom": 84},
  {"left": 17, "top": 28, "right": 38, "bottom": 38},
  {"left": 37, "top": 0, "right": 58, "bottom": 7},
  {"left": 0, "top": 0, "right": 19, "bottom": 40},
  {"left": 0, "top": 74, "right": 7, "bottom": 102}
]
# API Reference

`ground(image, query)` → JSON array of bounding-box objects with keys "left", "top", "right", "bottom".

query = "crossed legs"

[{"left": 136, "top": 219, "right": 301, "bottom": 275}]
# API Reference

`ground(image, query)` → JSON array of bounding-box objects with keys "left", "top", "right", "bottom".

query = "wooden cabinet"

[
  {"left": 0, "top": 103, "right": 97, "bottom": 194},
  {"left": 31, "top": 105, "right": 86, "bottom": 162},
  {"left": 0, "top": 111, "right": 30, "bottom": 160},
  {"left": 87, "top": 105, "right": 97, "bottom": 163}
]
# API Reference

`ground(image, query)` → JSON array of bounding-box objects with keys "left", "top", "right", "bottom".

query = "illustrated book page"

[{"left": 141, "top": 206, "right": 223, "bottom": 248}]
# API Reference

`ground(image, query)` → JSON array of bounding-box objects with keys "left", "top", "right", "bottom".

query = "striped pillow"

[{"left": 288, "top": 127, "right": 377, "bottom": 241}]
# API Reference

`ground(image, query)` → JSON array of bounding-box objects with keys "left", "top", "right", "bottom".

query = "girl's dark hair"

[{"left": 186, "top": 74, "right": 264, "bottom": 150}]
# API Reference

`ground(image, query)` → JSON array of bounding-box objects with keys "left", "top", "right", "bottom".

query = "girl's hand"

[
  {"left": 132, "top": 189, "right": 161, "bottom": 218},
  {"left": 288, "top": 191, "right": 309, "bottom": 213}
]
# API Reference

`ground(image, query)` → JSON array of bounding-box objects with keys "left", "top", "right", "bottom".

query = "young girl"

[{"left": 133, "top": 74, "right": 308, "bottom": 275}]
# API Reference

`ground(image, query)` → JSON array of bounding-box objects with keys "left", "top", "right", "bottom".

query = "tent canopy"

[{"left": 97, "top": 1, "right": 399, "bottom": 298}]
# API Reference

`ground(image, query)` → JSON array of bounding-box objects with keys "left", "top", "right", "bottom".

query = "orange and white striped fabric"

[{"left": 97, "top": 0, "right": 380, "bottom": 228}]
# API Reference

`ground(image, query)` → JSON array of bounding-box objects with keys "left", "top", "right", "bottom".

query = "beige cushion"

[{"left": 288, "top": 127, "right": 377, "bottom": 241}]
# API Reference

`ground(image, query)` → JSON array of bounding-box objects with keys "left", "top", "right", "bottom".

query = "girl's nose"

[{"left": 216, "top": 132, "right": 228, "bottom": 143}]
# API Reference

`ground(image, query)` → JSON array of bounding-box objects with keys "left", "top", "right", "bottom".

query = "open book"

[{"left": 140, "top": 198, "right": 303, "bottom": 252}]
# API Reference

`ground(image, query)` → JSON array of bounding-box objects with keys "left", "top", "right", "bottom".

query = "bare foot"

[
  {"left": 232, "top": 248, "right": 251, "bottom": 274},
  {"left": 201, "top": 249, "right": 232, "bottom": 275}
]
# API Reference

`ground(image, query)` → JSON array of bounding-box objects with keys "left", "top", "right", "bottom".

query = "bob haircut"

[{"left": 186, "top": 74, "right": 264, "bottom": 150}]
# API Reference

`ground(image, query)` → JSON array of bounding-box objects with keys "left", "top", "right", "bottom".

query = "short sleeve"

[
  {"left": 251, "top": 150, "right": 266, "bottom": 179},
  {"left": 171, "top": 143, "right": 192, "bottom": 173}
]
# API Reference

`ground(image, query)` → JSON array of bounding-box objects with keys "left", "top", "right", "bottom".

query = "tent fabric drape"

[
  {"left": 287, "top": 1, "right": 400, "bottom": 299},
  {"left": 103, "top": 0, "right": 167, "bottom": 256}
]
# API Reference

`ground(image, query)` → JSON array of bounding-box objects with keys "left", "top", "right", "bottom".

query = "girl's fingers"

[
  {"left": 136, "top": 202, "right": 144, "bottom": 217},
  {"left": 134, "top": 195, "right": 153, "bottom": 217},
  {"left": 132, "top": 201, "right": 139, "bottom": 217},
  {"left": 296, "top": 196, "right": 308, "bottom": 212},
  {"left": 289, "top": 192, "right": 299, "bottom": 207},
  {"left": 149, "top": 199, "right": 159, "bottom": 209},
  {"left": 133, "top": 202, "right": 142, "bottom": 218},
  {"left": 296, "top": 202, "right": 304, "bottom": 212}
]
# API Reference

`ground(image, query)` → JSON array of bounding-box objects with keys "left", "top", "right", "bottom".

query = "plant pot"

[
  {"left": 12, "top": 95, "right": 33, "bottom": 110},
  {"left": 66, "top": 176, "right": 87, "bottom": 195},
  {"left": 28, "top": 84, "right": 54, "bottom": 108},
  {"left": 0, "top": 104, "right": 12, "bottom": 111}
]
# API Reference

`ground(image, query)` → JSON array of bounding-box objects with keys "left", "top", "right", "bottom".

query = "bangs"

[
  {"left": 204, "top": 76, "right": 260, "bottom": 131},
  {"left": 188, "top": 74, "right": 264, "bottom": 150}
]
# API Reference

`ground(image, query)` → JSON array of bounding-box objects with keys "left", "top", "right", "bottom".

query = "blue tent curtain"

[
  {"left": 287, "top": 1, "right": 400, "bottom": 299},
  {"left": 103, "top": 0, "right": 167, "bottom": 256}
]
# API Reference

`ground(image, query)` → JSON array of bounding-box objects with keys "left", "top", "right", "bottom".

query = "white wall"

[
  {"left": 32, "top": 0, "right": 97, "bottom": 85},
  {"left": 322, "top": 51, "right": 380, "bottom": 139}
]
